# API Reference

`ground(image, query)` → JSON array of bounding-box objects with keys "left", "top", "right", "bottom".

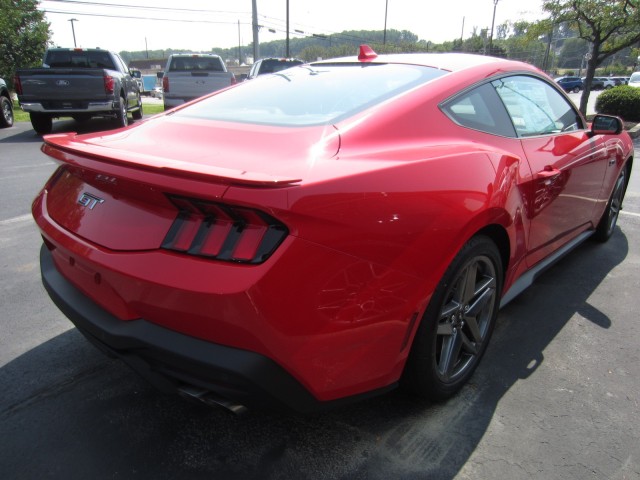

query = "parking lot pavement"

[{"left": 0, "top": 122, "right": 639, "bottom": 479}]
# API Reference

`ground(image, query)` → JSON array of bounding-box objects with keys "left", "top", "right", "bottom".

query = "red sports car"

[{"left": 33, "top": 46, "right": 633, "bottom": 413}]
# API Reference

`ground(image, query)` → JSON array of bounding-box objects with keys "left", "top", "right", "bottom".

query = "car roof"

[{"left": 312, "top": 49, "right": 532, "bottom": 74}]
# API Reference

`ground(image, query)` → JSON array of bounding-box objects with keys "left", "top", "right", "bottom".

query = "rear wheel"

[
  {"left": 594, "top": 166, "right": 629, "bottom": 242},
  {"left": 0, "top": 96, "right": 13, "bottom": 128},
  {"left": 402, "top": 235, "right": 503, "bottom": 401},
  {"left": 572, "top": 86, "right": 581, "bottom": 93},
  {"left": 114, "top": 95, "right": 128, "bottom": 128},
  {"left": 132, "top": 95, "right": 143, "bottom": 120},
  {"left": 30, "top": 113, "right": 52, "bottom": 135}
]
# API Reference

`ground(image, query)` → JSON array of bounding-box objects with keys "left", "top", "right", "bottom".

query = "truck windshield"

[{"left": 175, "top": 63, "right": 446, "bottom": 127}]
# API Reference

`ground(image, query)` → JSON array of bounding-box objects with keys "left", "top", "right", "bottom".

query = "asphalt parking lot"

[{"left": 1, "top": 120, "right": 639, "bottom": 479}]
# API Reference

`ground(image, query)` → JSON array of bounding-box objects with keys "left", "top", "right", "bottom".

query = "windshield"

[{"left": 174, "top": 63, "right": 446, "bottom": 127}]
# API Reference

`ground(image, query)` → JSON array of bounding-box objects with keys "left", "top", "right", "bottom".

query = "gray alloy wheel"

[
  {"left": 0, "top": 96, "right": 13, "bottom": 128},
  {"left": 402, "top": 235, "right": 502, "bottom": 401},
  {"left": 572, "top": 86, "right": 580, "bottom": 93},
  {"left": 595, "top": 166, "right": 628, "bottom": 242}
]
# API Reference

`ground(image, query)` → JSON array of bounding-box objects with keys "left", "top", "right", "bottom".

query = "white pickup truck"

[{"left": 162, "top": 54, "right": 236, "bottom": 110}]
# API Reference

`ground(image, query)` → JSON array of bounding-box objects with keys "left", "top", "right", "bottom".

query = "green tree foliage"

[
  {"left": 543, "top": 0, "right": 640, "bottom": 114},
  {"left": 0, "top": 0, "right": 51, "bottom": 86}
]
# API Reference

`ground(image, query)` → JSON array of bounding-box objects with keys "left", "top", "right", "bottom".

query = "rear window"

[
  {"left": 45, "top": 50, "right": 115, "bottom": 69},
  {"left": 258, "top": 59, "right": 303, "bottom": 75},
  {"left": 174, "top": 63, "right": 446, "bottom": 126},
  {"left": 169, "top": 56, "right": 224, "bottom": 72}
]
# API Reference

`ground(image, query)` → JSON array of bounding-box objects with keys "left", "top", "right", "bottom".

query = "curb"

[{"left": 627, "top": 124, "right": 640, "bottom": 139}]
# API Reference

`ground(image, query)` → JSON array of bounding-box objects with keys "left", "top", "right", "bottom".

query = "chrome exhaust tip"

[{"left": 178, "top": 385, "right": 248, "bottom": 415}]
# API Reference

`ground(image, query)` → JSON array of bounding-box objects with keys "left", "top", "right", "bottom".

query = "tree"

[
  {"left": 542, "top": 0, "right": 640, "bottom": 114},
  {"left": 0, "top": 0, "right": 51, "bottom": 87}
]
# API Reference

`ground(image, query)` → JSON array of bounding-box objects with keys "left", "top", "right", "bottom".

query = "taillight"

[
  {"left": 162, "top": 196, "right": 288, "bottom": 264},
  {"left": 162, "top": 76, "right": 169, "bottom": 92},
  {"left": 104, "top": 75, "right": 115, "bottom": 94},
  {"left": 13, "top": 75, "right": 22, "bottom": 95},
  {"left": 230, "top": 74, "right": 237, "bottom": 85}
]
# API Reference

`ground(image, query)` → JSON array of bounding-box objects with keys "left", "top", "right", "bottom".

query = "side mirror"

[{"left": 590, "top": 114, "right": 623, "bottom": 135}]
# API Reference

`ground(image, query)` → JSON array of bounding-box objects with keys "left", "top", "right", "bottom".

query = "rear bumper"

[
  {"left": 40, "top": 244, "right": 395, "bottom": 412},
  {"left": 20, "top": 101, "right": 115, "bottom": 114}
]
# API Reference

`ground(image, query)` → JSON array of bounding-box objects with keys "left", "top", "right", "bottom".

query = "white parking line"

[
  {"left": 0, "top": 214, "right": 32, "bottom": 226},
  {"left": 621, "top": 210, "right": 640, "bottom": 218}
]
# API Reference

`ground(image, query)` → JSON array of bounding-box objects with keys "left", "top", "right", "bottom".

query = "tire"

[
  {"left": 0, "top": 96, "right": 13, "bottom": 128},
  {"left": 402, "top": 235, "right": 503, "bottom": 401},
  {"left": 114, "top": 95, "right": 128, "bottom": 128},
  {"left": 572, "top": 86, "right": 581, "bottom": 93},
  {"left": 594, "top": 165, "right": 629, "bottom": 242},
  {"left": 132, "top": 95, "right": 143, "bottom": 120},
  {"left": 30, "top": 113, "right": 52, "bottom": 135}
]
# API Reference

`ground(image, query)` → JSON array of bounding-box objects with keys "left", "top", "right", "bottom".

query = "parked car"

[
  {"left": 583, "top": 76, "right": 604, "bottom": 90},
  {"left": 150, "top": 86, "right": 163, "bottom": 98},
  {"left": 555, "top": 76, "right": 583, "bottom": 92},
  {"left": 628, "top": 72, "right": 640, "bottom": 87},
  {"left": 162, "top": 53, "right": 236, "bottom": 110},
  {"left": 611, "top": 76, "right": 628, "bottom": 86},
  {"left": 14, "top": 48, "right": 142, "bottom": 134},
  {"left": 0, "top": 77, "right": 14, "bottom": 128},
  {"left": 33, "top": 45, "right": 633, "bottom": 413},
  {"left": 246, "top": 57, "right": 304, "bottom": 80},
  {"left": 599, "top": 77, "right": 616, "bottom": 89}
]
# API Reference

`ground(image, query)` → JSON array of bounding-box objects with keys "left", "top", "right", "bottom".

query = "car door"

[{"left": 492, "top": 75, "right": 610, "bottom": 267}]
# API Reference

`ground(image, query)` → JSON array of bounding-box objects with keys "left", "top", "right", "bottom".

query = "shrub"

[{"left": 595, "top": 85, "right": 640, "bottom": 122}]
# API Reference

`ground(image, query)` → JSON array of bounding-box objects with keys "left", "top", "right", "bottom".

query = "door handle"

[{"left": 536, "top": 166, "right": 561, "bottom": 179}]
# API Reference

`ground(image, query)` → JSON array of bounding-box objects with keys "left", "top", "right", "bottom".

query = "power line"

[
  {"left": 42, "top": 0, "right": 248, "bottom": 16},
  {"left": 43, "top": 8, "right": 251, "bottom": 25}
]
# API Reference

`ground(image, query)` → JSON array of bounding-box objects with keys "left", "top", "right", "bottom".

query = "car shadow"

[
  {"left": 0, "top": 230, "right": 629, "bottom": 479},
  {"left": 0, "top": 117, "right": 144, "bottom": 144}
]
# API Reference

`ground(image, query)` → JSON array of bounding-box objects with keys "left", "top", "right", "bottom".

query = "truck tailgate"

[
  {"left": 165, "top": 72, "right": 233, "bottom": 99},
  {"left": 18, "top": 68, "right": 110, "bottom": 103}
]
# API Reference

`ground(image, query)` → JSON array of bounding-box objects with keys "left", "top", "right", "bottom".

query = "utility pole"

[
  {"left": 488, "top": 0, "right": 498, "bottom": 56},
  {"left": 252, "top": 0, "right": 259, "bottom": 61},
  {"left": 383, "top": 0, "right": 389, "bottom": 45},
  {"left": 68, "top": 18, "right": 78, "bottom": 47},
  {"left": 286, "top": 0, "right": 290, "bottom": 57},
  {"left": 238, "top": 20, "right": 242, "bottom": 65}
]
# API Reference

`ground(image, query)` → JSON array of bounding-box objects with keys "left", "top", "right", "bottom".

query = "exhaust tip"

[{"left": 178, "top": 385, "right": 248, "bottom": 415}]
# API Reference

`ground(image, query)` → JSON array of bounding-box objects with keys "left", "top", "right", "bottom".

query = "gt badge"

[{"left": 78, "top": 192, "right": 104, "bottom": 210}]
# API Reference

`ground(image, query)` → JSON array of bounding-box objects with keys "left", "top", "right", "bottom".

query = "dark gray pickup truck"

[{"left": 14, "top": 48, "right": 142, "bottom": 134}]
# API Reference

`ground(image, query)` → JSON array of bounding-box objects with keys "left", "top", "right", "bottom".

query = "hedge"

[{"left": 595, "top": 85, "right": 640, "bottom": 122}]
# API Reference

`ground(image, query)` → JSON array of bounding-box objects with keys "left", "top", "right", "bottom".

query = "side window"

[
  {"left": 441, "top": 83, "right": 515, "bottom": 137},
  {"left": 491, "top": 75, "right": 584, "bottom": 137}
]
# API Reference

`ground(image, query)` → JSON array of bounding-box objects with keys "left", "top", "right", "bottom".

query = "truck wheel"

[
  {"left": 115, "top": 96, "right": 128, "bottom": 128},
  {"left": 132, "top": 96, "right": 143, "bottom": 120},
  {"left": 30, "top": 113, "right": 52, "bottom": 135},
  {"left": 0, "top": 96, "right": 14, "bottom": 128}
]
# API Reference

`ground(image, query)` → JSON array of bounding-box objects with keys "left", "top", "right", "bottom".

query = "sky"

[{"left": 40, "top": 0, "right": 544, "bottom": 57}]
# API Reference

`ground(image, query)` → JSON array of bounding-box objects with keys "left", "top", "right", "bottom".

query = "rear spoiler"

[{"left": 42, "top": 134, "right": 302, "bottom": 188}]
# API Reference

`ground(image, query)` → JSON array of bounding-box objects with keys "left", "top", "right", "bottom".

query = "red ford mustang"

[{"left": 33, "top": 46, "right": 633, "bottom": 413}]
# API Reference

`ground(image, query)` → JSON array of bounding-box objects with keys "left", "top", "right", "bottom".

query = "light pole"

[
  {"left": 488, "top": 0, "right": 498, "bottom": 56},
  {"left": 68, "top": 18, "right": 78, "bottom": 47},
  {"left": 383, "top": 0, "right": 389, "bottom": 45}
]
